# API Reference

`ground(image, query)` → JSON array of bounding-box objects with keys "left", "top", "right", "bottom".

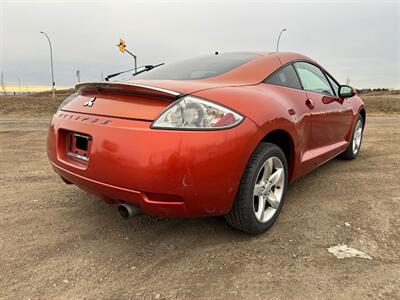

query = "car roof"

[
  {"left": 196, "top": 51, "right": 318, "bottom": 84},
  {"left": 130, "top": 51, "right": 319, "bottom": 92}
]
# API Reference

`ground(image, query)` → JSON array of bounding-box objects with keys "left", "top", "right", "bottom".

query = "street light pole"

[
  {"left": 40, "top": 31, "right": 55, "bottom": 97},
  {"left": 125, "top": 49, "right": 137, "bottom": 73},
  {"left": 118, "top": 39, "right": 137, "bottom": 73},
  {"left": 276, "top": 28, "right": 287, "bottom": 52}
]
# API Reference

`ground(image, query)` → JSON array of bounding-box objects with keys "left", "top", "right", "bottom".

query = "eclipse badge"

[{"left": 83, "top": 96, "right": 96, "bottom": 107}]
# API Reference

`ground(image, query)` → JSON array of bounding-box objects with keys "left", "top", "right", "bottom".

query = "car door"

[
  {"left": 263, "top": 64, "right": 313, "bottom": 174},
  {"left": 293, "top": 62, "right": 353, "bottom": 151},
  {"left": 324, "top": 72, "right": 354, "bottom": 141}
]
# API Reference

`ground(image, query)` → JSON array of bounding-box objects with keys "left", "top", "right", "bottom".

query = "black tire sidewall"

[
  {"left": 238, "top": 143, "right": 288, "bottom": 234},
  {"left": 343, "top": 114, "right": 364, "bottom": 160}
]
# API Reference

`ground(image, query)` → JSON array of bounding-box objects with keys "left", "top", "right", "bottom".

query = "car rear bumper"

[{"left": 47, "top": 111, "right": 260, "bottom": 217}]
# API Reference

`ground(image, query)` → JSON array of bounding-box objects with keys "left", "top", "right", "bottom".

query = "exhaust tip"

[
  {"left": 117, "top": 203, "right": 141, "bottom": 219},
  {"left": 117, "top": 205, "right": 130, "bottom": 219}
]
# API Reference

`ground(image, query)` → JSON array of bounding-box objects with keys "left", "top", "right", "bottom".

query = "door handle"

[{"left": 305, "top": 98, "right": 315, "bottom": 109}]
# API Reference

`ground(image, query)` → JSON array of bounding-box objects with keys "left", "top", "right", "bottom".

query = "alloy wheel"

[
  {"left": 253, "top": 156, "right": 285, "bottom": 223},
  {"left": 352, "top": 120, "right": 363, "bottom": 155}
]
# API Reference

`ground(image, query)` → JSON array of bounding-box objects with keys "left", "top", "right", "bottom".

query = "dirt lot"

[
  {"left": 1, "top": 90, "right": 400, "bottom": 118},
  {"left": 0, "top": 115, "right": 399, "bottom": 299}
]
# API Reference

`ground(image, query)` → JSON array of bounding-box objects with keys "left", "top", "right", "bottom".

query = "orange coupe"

[{"left": 48, "top": 52, "right": 365, "bottom": 234}]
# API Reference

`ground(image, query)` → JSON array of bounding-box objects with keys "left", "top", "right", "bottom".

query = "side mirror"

[{"left": 339, "top": 85, "right": 356, "bottom": 98}]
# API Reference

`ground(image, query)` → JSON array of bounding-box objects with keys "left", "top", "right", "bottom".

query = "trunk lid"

[
  {"left": 61, "top": 82, "right": 182, "bottom": 121},
  {"left": 61, "top": 79, "right": 255, "bottom": 121}
]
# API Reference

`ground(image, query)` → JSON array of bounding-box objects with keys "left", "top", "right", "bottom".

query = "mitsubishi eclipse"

[{"left": 47, "top": 52, "right": 365, "bottom": 234}]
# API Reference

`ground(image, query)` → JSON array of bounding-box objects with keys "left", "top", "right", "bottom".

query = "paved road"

[{"left": 0, "top": 116, "right": 399, "bottom": 299}]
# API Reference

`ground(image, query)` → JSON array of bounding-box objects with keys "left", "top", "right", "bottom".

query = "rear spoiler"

[{"left": 75, "top": 81, "right": 182, "bottom": 101}]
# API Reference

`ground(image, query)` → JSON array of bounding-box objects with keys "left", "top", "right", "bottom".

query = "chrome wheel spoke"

[
  {"left": 254, "top": 183, "right": 264, "bottom": 196},
  {"left": 355, "top": 129, "right": 362, "bottom": 146},
  {"left": 255, "top": 196, "right": 267, "bottom": 221},
  {"left": 355, "top": 128, "right": 362, "bottom": 139},
  {"left": 261, "top": 158, "right": 273, "bottom": 181},
  {"left": 267, "top": 191, "right": 280, "bottom": 209},
  {"left": 352, "top": 120, "right": 363, "bottom": 154},
  {"left": 269, "top": 168, "right": 283, "bottom": 186}
]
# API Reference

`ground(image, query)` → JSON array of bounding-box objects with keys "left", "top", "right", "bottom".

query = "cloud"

[{"left": 1, "top": 0, "right": 399, "bottom": 88}]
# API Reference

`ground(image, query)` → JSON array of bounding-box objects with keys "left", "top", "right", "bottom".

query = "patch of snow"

[{"left": 327, "top": 244, "right": 373, "bottom": 260}]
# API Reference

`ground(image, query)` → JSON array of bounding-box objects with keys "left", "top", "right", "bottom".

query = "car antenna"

[
  {"left": 104, "top": 63, "right": 165, "bottom": 81},
  {"left": 104, "top": 66, "right": 141, "bottom": 81}
]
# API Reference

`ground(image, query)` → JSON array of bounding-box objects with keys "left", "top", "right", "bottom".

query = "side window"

[
  {"left": 264, "top": 64, "right": 302, "bottom": 90},
  {"left": 326, "top": 74, "right": 339, "bottom": 96},
  {"left": 294, "top": 62, "right": 334, "bottom": 96}
]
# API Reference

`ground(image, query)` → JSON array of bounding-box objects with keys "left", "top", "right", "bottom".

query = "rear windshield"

[{"left": 134, "top": 52, "right": 260, "bottom": 80}]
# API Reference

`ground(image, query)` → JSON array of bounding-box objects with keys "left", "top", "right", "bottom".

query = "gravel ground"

[{"left": 0, "top": 116, "right": 399, "bottom": 299}]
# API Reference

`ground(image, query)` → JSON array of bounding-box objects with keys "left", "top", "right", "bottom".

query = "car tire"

[
  {"left": 339, "top": 114, "right": 364, "bottom": 160},
  {"left": 224, "top": 142, "right": 288, "bottom": 234}
]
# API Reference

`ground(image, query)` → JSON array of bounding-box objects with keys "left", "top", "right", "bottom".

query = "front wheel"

[
  {"left": 224, "top": 143, "right": 288, "bottom": 234},
  {"left": 339, "top": 114, "right": 364, "bottom": 160}
]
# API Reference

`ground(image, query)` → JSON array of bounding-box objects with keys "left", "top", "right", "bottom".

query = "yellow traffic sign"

[{"left": 118, "top": 38, "right": 126, "bottom": 53}]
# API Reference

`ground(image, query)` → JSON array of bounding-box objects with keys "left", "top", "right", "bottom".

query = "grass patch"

[
  {"left": 0, "top": 90, "right": 71, "bottom": 118},
  {"left": 0, "top": 89, "right": 399, "bottom": 118}
]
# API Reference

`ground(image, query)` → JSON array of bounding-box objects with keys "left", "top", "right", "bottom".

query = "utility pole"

[
  {"left": 346, "top": 75, "right": 351, "bottom": 85},
  {"left": 126, "top": 49, "right": 137, "bottom": 74},
  {"left": 1, "top": 71, "right": 5, "bottom": 95},
  {"left": 17, "top": 76, "right": 21, "bottom": 94},
  {"left": 76, "top": 70, "right": 81, "bottom": 84},
  {"left": 40, "top": 31, "right": 55, "bottom": 97},
  {"left": 276, "top": 28, "right": 287, "bottom": 52}
]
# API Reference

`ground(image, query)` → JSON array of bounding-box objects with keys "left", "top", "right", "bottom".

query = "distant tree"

[
  {"left": 1, "top": 71, "right": 5, "bottom": 95},
  {"left": 356, "top": 88, "right": 372, "bottom": 94}
]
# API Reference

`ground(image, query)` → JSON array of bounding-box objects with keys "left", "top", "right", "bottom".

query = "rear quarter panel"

[{"left": 193, "top": 84, "right": 312, "bottom": 181}]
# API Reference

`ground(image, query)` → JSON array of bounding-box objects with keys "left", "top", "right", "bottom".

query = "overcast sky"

[{"left": 0, "top": 0, "right": 399, "bottom": 89}]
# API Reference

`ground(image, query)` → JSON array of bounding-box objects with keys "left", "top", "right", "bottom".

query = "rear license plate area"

[{"left": 68, "top": 132, "right": 92, "bottom": 161}]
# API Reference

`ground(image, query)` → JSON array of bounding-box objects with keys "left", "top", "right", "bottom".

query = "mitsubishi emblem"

[{"left": 83, "top": 96, "right": 96, "bottom": 107}]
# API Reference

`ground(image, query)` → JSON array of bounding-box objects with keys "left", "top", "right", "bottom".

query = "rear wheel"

[
  {"left": 224, "top": 143, "right": 288, "bottom": 234},
  {"left": 340, "top": 114, "right": 364, "bottom": 160}
]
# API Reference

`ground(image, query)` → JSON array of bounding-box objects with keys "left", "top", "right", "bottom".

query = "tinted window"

[
  {"left": 326, "top": 74, "right": 339, "bottom": 96},
  {"left": 264, "top": 64, "right": 302, "bottom": 89},
  {"left": 294, "top": 62, "right": 334, "bottom": 96},
  {"left": 135, "top": 53, "right": 260, "bottom": 80}
]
